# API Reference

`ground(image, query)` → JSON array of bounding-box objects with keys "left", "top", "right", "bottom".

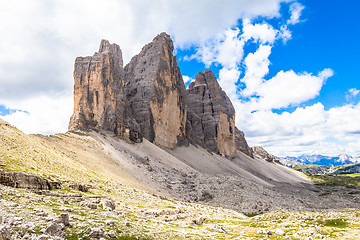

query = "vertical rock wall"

[
  {"left": 186, "top": 70, "right": 237, "bottom": 157},
  {"left": 68, "top": 33, "right": 253, "bottom": 158},
  {"left": 125, "top": 33, "right": 187, "bottom": 148},
  {"left": 68, "top": 40, "right": 141, "bottom": 141}
]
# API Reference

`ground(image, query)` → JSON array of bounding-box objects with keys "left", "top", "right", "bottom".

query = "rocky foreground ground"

[{"left": 1, "top": 180, "right": 360, "bottom": 240}]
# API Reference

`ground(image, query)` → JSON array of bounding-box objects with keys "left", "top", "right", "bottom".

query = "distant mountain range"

[{"left": 278, "top": 154, "right": 360, "bottom": 167}]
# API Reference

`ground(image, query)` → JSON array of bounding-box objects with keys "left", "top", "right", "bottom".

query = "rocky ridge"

[
  {"left": 69, "top": 33, "right": 252, "bottom": 157},
  {"left": 251, "top": 146, "right": 280, "bottom": 164}
]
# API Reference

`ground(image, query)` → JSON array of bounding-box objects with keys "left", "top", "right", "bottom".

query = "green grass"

[
  {"left": 293, "top": 164, "right": 328, "bottom": 170},
  {"left": 318, "top": 219, "right": 349, "bottom": 228},
  {"left": 309, "top": 174, "right": 360, "bottom": 187}
]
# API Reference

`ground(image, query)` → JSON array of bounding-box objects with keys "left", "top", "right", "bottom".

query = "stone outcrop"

[
  {"left": 68, "top": 33, "right": 253, "bottom": 157},
  {"left": 235, "top": 127, "right": 253, "bottom": 158},
  {"left": 125, "top": 33, "right": 187, "bottom": 148},
  {"left": 69, "top": 40, "right": 141, "bottom": 142},
  {"left": 186, "top": 70, "right": 236, "bottom": 157},
  {"left": 251, "top": 146, "right": 280, "bottom": 163},
  {"left": 0, "top": 170, "right": 61, "bottom": 190}
]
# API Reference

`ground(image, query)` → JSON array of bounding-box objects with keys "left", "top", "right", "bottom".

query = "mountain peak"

[{"left": 98, "top": 39, "right": 123, "bottom": 67}]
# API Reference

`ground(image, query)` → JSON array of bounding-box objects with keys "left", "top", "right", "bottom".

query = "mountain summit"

[{"left": 69, "top": 33, "right": 252, "bottom": 158}]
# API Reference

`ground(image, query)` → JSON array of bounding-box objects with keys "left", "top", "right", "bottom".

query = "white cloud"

[
  {"left": 0, "top": 0, "right": 288, "bottom": 134},
  {"left": 254, "top": 69, "right": 333, "bottom": 110},
  {"left": 242, "top": 19, "right": 278, "bottom": 44},
  {"left": 1, "top": 0, "right": 357, "bottom": 159},
  {"left": 190, "top": 28, "right": 245, "bottom": 68},
  {"left": 346, "top": 88, "right": 360, "bottom": 100},
  {"left": 287, "top": 2, "right": 305, "bottom": 25},
  {"left": 278, "top": 25, "right": 292, "bottom": 43},
  {"left": 238, "top": 103, "right": 360, "bottom": 157},
  {"left": 218, "top": 68, "right": 241, "bottom": 101},
  {"left": 241, "top": 45, "right": 272, "bottom": 97},
  {"left": 2, "top": 94, "right": 73, "bottom": 135},
  {"left": 183, "top": 76, "right": 194, "bottom": 86}
]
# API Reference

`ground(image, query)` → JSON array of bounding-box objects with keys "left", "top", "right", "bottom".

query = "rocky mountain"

[
  {"left": 279, "top": 154, "right": 360, "bottom": 167},
  {"left": 69, "top": 32, "right": 252, "bottom": 157},
  {"left": 69, "top": 39, "right": 142, "bottom": 142},
  {"left": 125, "top": 33, "right": 187, "bottom": 148},
  {"left": 2, "top": 32, "right": 360, "bottom": 239},
  {"left": 251, "top": 146, "right": 280, "bottom": 164},
  {"left": 186, "top": 70, "right": 236, "bottom": 157}
]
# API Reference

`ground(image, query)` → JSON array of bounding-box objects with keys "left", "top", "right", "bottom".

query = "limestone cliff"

[
  {"left": 69, "top": 40, "right": 141, "bottom": 141},
  {"left": 235, "top": 127, "right": 254, "bottom": 158},
  {"left": 68, "top": 33, "right": 253, "bottom": 156},
  {"left": 251, "top": 146, "right": 280, "bottom": 163},
  {"left": 186, "top": 70, "right": 236, "bottom": 157},
  {"left": 124, "top": 33, "right": 187, "bottom": 148}
]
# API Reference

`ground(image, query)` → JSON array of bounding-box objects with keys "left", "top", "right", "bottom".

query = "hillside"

[
  {"left": 2, "top": 119, "right": 360, "bottom": 239},
  {"left": 293, "top": 163, "right": 360, "bottom": 176},
  {"left": 1, "top": 33, "right": 360, "bottom": 240}
]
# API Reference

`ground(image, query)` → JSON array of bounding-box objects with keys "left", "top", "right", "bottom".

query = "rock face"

[
  {"left": 125, "top": 33, "right": 187, "bottom": 148},
  {"left": 69, "top": 40, "right": 141, "bottom": 142},
  {"left": 186, "top": 70, "right": 236, "bottom": 157},
  {"left": 68, "top": 33, "right": 253, "bottom": 156},
  {"left": 235, "top": 127, "right": 254, "bottom": 158},
  {"left": 251, "top": 146, "right": 280, "bottom": 163},
  {"left": 0, "top": 170, "right": 61, "bottom": 190}
]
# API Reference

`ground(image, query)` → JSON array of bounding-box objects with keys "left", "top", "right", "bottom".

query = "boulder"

[
  {"left": 186, "top": 70, "right": 236, "bottom": 157},
  {"left": 0, "top": 225, "right": 11, "bottom": 240},
  {"left": 125, "top": 32, "right": 187, "bottom": 148},
  {"left": 85, "top": 228, "right": 106, "bottom": 239},
  {"left": 69, "top": 39, "right": 141, "bottom": 142},
  {"left": 45, "top": 222, "right": 67, "bottom": 239},
  {"left": 99, "top": 198, "right": 115, "bottom": 211},
  {"left": 54, "top": 213, "right": 70, "bottom": 226}
]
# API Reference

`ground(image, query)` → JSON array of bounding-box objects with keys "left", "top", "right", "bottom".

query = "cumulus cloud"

[
  {"left": 185, "top": 3, "right": 359, "bottom": 157},
  {"left": 1, "top": 94, "right": 73, "bottom": 135},
  {"left": 183, "top": 76, "right": 195, "bottom": 86},
  {"left": 242, "top": 19, "right": 278, "bottom": 44},
  {"left": 254, "top": 69, "right": 333, "bottom": 110},
  {"left": 218, "top": 68, "right": 241, "bottom": 100},
  {"left": 241, "top": 45, "right": 272, "bottom": 97},
  {"left": 0, "top": 0, "right": 288, "bottom": 134},
  {"left": 190, "top": 28, "right": 245, "bottom": 68},
  {"left": 2, "top": 0, "right": 357, "bottom": 158},
  {"left": 346, "top": 88, "right": 360, "bottom": 100},
  {"left": 278, "top": 25, "right": 292, "bottom": 43},
  {"left": 238, "top": 103, "right": 360, "bottom": 156},
  {"left": 287, "top": 2, "right": 305, "bottom": 25}
]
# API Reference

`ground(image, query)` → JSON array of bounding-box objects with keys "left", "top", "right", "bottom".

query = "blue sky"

[
  {"left": 0, "top": 0, "right": 359, "bottom": 157},
  {"left": 177, "top": 0, "right": 360, "bottom": 111}
]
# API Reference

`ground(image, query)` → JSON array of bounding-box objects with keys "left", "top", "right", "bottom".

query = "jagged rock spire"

[
  {"left": 68, "top": 33, "right": 252, "bottom": 157},
  {"left": 124, "top": 32, "right": 187, "bottom": 148},
  {"left": 68, "top": 39, "right": 141, "bottom": 142}
]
